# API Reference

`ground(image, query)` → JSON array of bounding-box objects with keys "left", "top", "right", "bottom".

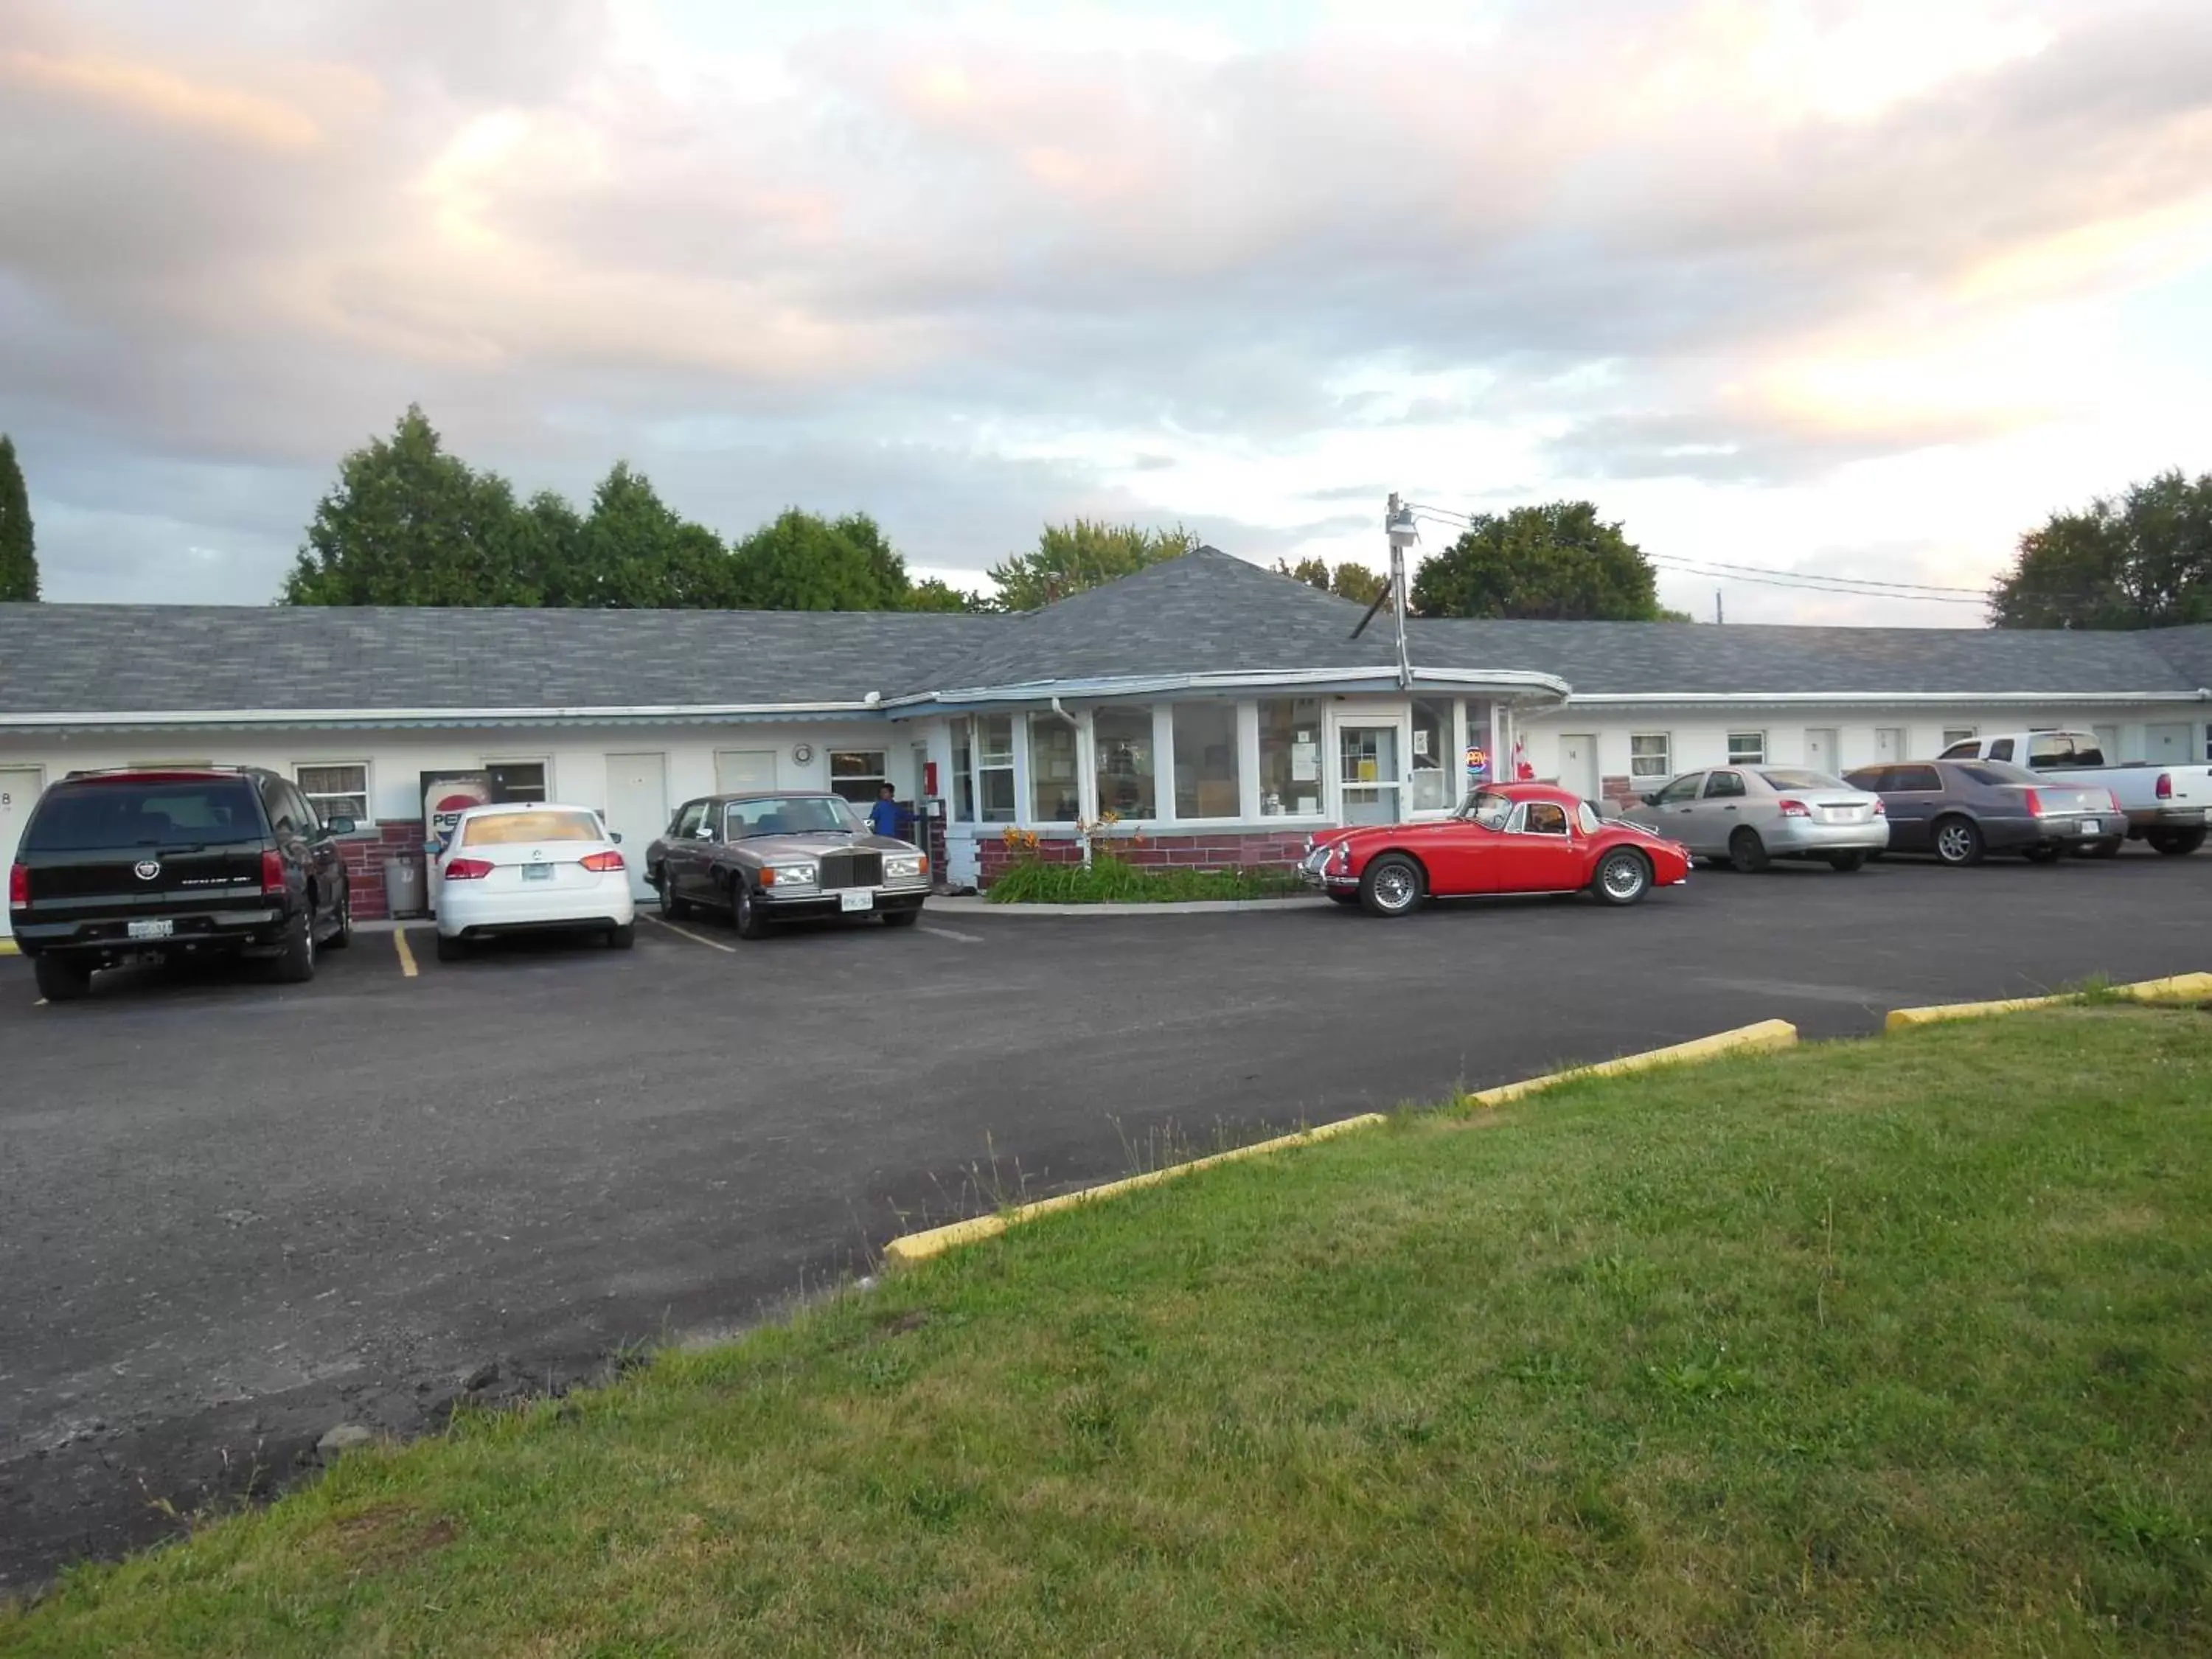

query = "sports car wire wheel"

[
  {"left": 1367, "top": 860, "right": 1418, "bottom": 913},
  {"left": 1601, "top": 852, "right": 1647, "bottom": 900}
]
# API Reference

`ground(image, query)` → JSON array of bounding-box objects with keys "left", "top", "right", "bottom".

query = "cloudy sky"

[{"left": 4, "top": 0, "right": 2209, "bottom": 622}]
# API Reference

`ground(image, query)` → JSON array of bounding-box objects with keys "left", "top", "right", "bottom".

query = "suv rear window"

[{"left": 24, "top": 777, "right": 265, "bottom": 851}]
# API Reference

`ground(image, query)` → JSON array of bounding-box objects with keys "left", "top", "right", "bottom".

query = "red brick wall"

[
  {"left": 976, "top": 830, "right": 1315, "bottom": 888},
  {"left": 336, "top": 821, "right": 428, "bottom": 920}
]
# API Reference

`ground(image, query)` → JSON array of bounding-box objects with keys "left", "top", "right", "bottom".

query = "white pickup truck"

[{"left": 1938, "top": 730, "right": 2209, "bottom": 855}]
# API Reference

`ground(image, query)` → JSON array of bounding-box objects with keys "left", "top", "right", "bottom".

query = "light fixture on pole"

[{"left": 1385, "top": 493, "right": 1418, "bottom": 689}]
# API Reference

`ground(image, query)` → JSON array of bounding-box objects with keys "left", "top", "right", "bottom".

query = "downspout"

[{"left": 1048, "top": 696, "right": 1091, "bottom": 869}]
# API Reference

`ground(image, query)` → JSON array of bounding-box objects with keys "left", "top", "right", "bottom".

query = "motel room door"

[
  {"left": 0, "top": 768, "right": 43, "bottom": 939},
  {"left": 603, "top": 754, "right": 669, "bottom": 900}
]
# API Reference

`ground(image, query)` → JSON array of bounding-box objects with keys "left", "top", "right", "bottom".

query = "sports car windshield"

[
  {"left": 726, "top": 796, "right": 863, "bottom": 839},
  {"left": 1454, "top": 789, "right": 1514, "bottom": 830}
]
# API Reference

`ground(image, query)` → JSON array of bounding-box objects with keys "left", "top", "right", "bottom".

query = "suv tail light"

[
  {"left": 1776, "top": 799, "right": 1811, "bottom": 818},
  {"left": 580, "top": 850, "right": 625, "bottom": 873},
  {"left": 442, "top": 857, "right": 495, "bottom": 881},
  {"left": 7, "top": 862, "right": 27, "bottom": 908},
  {"left": 2156, "top": 772, "right": 2173, "bottom": 800},
  {"left": 260, "top": 848, "right": 286, "bottom": 895},
  {"left": 2023, "top": 789, "right": 2043, "bottom": 816}
]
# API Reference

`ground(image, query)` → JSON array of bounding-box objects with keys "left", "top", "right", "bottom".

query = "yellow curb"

[
  {"left": 1464, "top": 1018, "right": 1800, "bottom": 1109},
  {"left": 883, "top": 1111, "right": 1388, "bottom": 1267},
  {"left": 0, "top": 939, "right": 17, "bottom": 956},
  {"left": 1885, "top": 970, "right": 2212, "bottom": 1031}
]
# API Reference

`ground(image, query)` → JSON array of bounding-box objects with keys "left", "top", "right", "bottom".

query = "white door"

[
  {"left": 1558, "top": 734, "right": 1600, "bottom": 804},
  {"left": 2146, "top": 723, "right": 2191, "bottom": 763},
  {"left": 602, "top": 753, "right": 668, "bottom": 899},
  {"left": 0, "top": 768, "right": 44, "bottom": 939},
  {"left": 714, "top": 748, "right": 777, "bottom": 793},
  {"left": 1874, "top": 727, "right": 1904, "bottom": 764},
  {"left": 1335, "top": 723, "right": 1405, "bottom": 825},
  {"left": 1804, "top": 728, "right": 1837, "bottom": 774}
]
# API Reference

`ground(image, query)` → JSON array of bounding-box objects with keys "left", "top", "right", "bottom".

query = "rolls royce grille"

[{"left": 819, "top": 851, "right": 883, "bottom": 890}]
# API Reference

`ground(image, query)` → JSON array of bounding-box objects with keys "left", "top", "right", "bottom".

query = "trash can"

[{"left": 382, "top": 856, "right": 425, "bottom": 919}]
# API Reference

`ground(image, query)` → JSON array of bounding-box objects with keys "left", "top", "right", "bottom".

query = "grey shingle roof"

[
  {"left": 2, "top": 552, "right": 2207, "bottom": 720},
  {"left": 1407, "top": 615, "right": 2205, "bottom": 698},
  {"left": 0, "top": 603, "right": 1001, "bottom": 714}
]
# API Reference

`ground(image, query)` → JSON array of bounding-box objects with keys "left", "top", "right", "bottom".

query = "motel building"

[{"left": 4, "top": 549, "right": 2211, "bottom": 930}]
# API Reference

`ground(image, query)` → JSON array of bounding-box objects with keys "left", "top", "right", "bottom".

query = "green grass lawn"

[
  {"left": 9, "top": 1007, "right": 2211, "bottom": 1656},
  {"left": 984, "top": 852, "right": 1308, "bottom": 903}
]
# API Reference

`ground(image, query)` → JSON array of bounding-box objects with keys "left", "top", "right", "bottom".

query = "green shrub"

[{"left": 986, "top": 851, "right": 1306, "bottom": 904}]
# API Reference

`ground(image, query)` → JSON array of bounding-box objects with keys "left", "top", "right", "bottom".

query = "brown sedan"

[{"left": 645, "top": 791, "right": 930, "bottom": 939}]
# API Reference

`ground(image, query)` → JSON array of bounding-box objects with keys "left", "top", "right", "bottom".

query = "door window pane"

[
  {"left": 1172, "top": 703, "right": 1241, "bottom": 818},
  {"left": 1410, "top": 698, "right": 1454, "bottom": 810},
  {"left": 1338, "top": 726, "right": 1402, "bottom": 825},
  {"left": 1095, "top": 706, "right": 1157, "bottom": 819},
  {"left": 1029, "top": 717, "right": 1081, "bottom": 821},
  {"left": 1259, "top": 698, "right": 1324, "bottom": 816},
  {"left": 950, "top": 719, "right": 975, "bottom": 822},
  {"left": 977, "top": 716, "right": 1015, "bottom": 823}
]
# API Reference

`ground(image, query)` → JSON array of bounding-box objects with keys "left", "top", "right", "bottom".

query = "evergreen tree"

[{"left": 0, "top": 434, "right": 38, "bottom": 602}]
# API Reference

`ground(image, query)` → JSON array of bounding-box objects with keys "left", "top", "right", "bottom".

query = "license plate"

[
  {"left": 128, "top": 919, "right": 173, "bottom": 940},
  {"left": 840, "top": 890, "right": 874, "bottom": 913},
  {"left": 2079, "top": 820, "right": 2101, "bottom": 835},
  {"left": 523, "top": 863, "right": 553, "bottom": 881}
]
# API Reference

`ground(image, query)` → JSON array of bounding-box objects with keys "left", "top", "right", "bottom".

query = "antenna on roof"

[{"left": 1350, "top": 493, "right": 1418, "bottom": 690}]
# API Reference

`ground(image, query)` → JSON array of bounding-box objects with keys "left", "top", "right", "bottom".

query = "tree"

[
  {"left": 1990, "top": 470, "right": 2212, "bottom": 629},
  {"left": 905, "top": 577, "right": 985, "bottom": 613},
  {"left": 284, "top": 407, "right": 543, "bottom": 605},
  {"left": 989, "top": 520, "right": 1197, "bottom": 610},
  {"left": 573, "top": 463, "right": 740, "bottom": 608},
  {"left": 1410, "top": 501, "right": 1669, "bottom": 621},
  {"left": 1275, "top": 556, "right": 1387, "bottom": 605},
  {"left": 0, "top": 434, "right": 40, "bottom": 602},
  {"left": 729, "top": 509, "right": 918, "bottom": 611}
]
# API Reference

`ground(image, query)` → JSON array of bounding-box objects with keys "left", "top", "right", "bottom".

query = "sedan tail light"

[
  {"left": 2023, "top": 789, "right": 2043, "bottom": 816},
  {"left": 2156, "top": 772, "right": 2173, "bottom": 800},
  {"left": 1776, "top": 799, "right": 1812, "bottom": 818},
  {"left": 580, "top": 850, "right": 625, "bottom": 873},
  {"left": 260, "top": 848, "right": 287, "bottom": 895},
  {"left": 7, "top": 862, "right": 27, "bottom": 907},
  {"left": 1871, "top": 798, "right": 1886, "bottom": 816},
  {"left": 2106, "top": 790, "right": 2121, "bottom": 813},
  {"left": 442, "top": 857, "right": 495, "bottom": 881}
]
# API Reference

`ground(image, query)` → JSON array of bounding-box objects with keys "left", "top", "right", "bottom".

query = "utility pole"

[
  {"left": 1385, "top": 494, "right": 1417, "bottom": 689},
  {"left": 1715, "top": 589, "right": 1724, "bottom": 625}
]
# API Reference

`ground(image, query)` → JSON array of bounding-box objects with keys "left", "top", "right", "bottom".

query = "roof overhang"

[
  {"left": 0, "top": 702, "right": 883, "bottom": 735},
  {"left": 892, "top": 664, "right": 1572, "bottom": 710},
  {"left": 1559, "top": 689, "right": 2212, "bottom": 709}
]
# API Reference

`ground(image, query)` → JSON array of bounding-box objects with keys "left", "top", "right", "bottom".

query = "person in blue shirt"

[{"left": 867, "top": 783, "right": 902, "bottom": 839}]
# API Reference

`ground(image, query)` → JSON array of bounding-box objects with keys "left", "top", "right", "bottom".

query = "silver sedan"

[{"left": 1621, "top": 766, "right": 1890, "bottom": 872}]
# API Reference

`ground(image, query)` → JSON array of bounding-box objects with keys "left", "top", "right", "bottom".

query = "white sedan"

[{"left": 434, "top": 802, "right": 636, "bottom": 961}]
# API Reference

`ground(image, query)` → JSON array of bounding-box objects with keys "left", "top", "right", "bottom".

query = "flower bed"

[{"left": 984, "top": 851, "right": 1309, "bottom": 904}]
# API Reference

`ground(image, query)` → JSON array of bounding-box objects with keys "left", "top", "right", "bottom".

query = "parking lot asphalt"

[{"left": 4, "top": 849, "right": 2210, "bottom": 1588}]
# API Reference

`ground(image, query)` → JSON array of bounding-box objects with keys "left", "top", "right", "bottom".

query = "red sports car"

[{"left": 1301, "top": 783, "right": 1692, "bottom": 915}]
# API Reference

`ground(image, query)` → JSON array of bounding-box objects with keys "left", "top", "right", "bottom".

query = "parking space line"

[
  {"left": 393, "top": 928, "right": 418, "bottom": 978},
  {"left": 640, "top": 912, "right": 739, "bottom": 954},
  {"left": 920, "top": 924, "right": 984, "bottom": 945}
]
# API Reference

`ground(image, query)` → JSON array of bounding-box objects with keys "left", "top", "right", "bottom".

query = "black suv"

[{"left": 7, "top": 766, "right": 354, "bottom": 1001}]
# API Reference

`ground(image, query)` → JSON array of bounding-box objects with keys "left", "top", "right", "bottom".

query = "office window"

[
  {"left": 1029, "top": 718, "right": 1081, "bottom": 822},
  {"left": 487, "top": 762, "right": 547, "bottom": 803},
  {"left": 977, "top": 716, "right": 1015, "bottom": 823},
  {"left": 1258, "top": 698, "right": 1324, "bottom": 816},
  {"left": 295, "top": 763, "right": 369, "bottom": 827},
  {"left": 1628, "top": 734, "right": 1672, "bottom": 781},
  {"left": 1094, "top": 706, "right": 1157, "bottom": 818},
  {"left": 1725, "top": 731, "right": 1766, "bottom": 766},
  {"left": 1941, "top": 727, "right": 1976, "bottom": 750},
  {"left": 1172, "top": 702, "right": 1241, "bottom": 818},
  {"left": 828, "top": 749, "right": 888, "bottom": 804}
]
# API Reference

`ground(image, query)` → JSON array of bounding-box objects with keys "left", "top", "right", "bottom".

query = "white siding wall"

[{"left": 1517, "top": 709, "right": 2210, "bottom": 791}]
